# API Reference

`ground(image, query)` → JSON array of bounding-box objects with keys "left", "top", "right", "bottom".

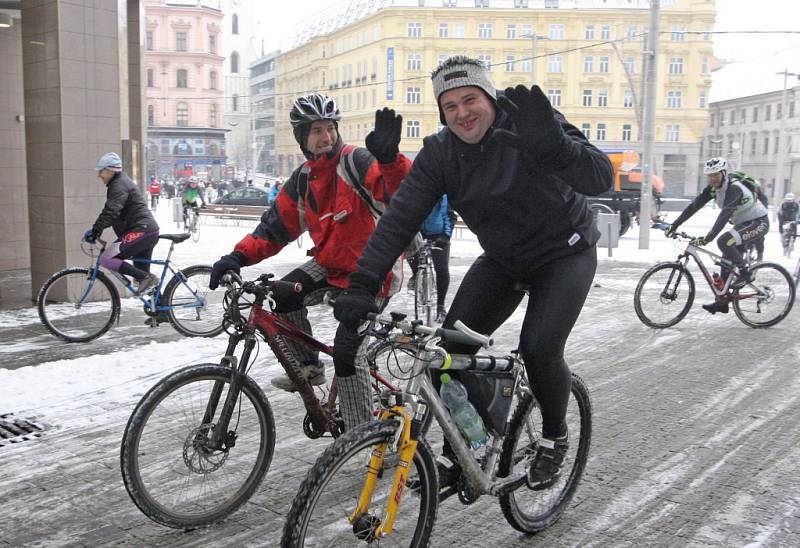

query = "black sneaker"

[
  {"left": 527, "top": 433, "right": 569, "bottom": 490},
  {"left": 731, "top": 267, "right": 753, "bottom": 289},
  {"left": 144, "top": 313, "right": 170, "bottom": 326},
  {"left": 702, "top": 301, "right": 729, "bottom": 314}
]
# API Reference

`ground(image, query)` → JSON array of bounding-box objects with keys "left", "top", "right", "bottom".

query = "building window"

[
  {"left": 601, "top": 25, "right": 611, "bottom": 40},
  {"left": 598, "top": 89, "right": 608, "bottom": 107},
  {"left": 547, "top": 89, "right": 561, "bottom": 107},
  {"left": 160, "top": 139, "right": 170, "bottom": 154},
  {"left": 439, "top": 22, "right": 448, "bottom": 38},
  {"left": 408, "top": 22, "right": 422, "bottom": 37},
  {"left": 627, "top": 26, "right": 637, "bottom": 39},
  {"left": 232, "top": 13, "right": 239, "bottom": 34},
  {"left": 146, "top": 68, "right": 154, "bottom": 87},
  {"left": 232, "top": 94, "right": 239, "bottom": 112},
  {"left": 622, "top": 124, "right": 632, "bottom": 141},
  {"left": 438, "top": 53, "right": 449, "bottom": 66},
  {"left": 506, "top": 24, "right": 516, "bottom": 39},
  {"left": 176, "top": 102, "right": 188, "bottom": 126},
  {"left": 505, "top": 55, "right": 515, "bottom": 72},
  {"left": 406, "top": 87, "right": 421, "bottom": 104},
  {"left": 765, "top": 104, "right": 772, "bottom": 120},
  {"left": 666, "top": 124, "right": 680, "bottom": 142},
  {"left": 583, "top": 56, "right": 594, "bottom": 73},
  {"left": 763, "top": 136, "right": 769, "bottom": 154},
  {"left": 209, "top": 34, "right": 216, "bottom": 54},
  {"left": 176, "top": 32, "right": 187, "bottom": 52},
  {"left": 209, "top": 104, "right": 217, "bottom": 128},
  {"left": 547, "top": 55, "right": 562, "bottom": 73},
  {"left": 710, "top": 113, "right": 715, "bottom": 127},
  {"left": 720, "top": 111, "right": 725, "bottom": 125},
  {"left": 407, "top": 120, "right": 421, "bottom": 138},
  {"left": 544, "top": 0, "right": 559, "bottom": 7},
  {"left": 581, "top": 123, "right": 591, "bottom": 139},
  {"left": 624, "top": 57, "right": 635, "bottom": 74},
  {"left": 231, "top": 51, "right": 239, "bottom": 73},
  {"left": 454, "top": 22, "right": 464, "bottom": 37},
  {"left": 478, "top": 23, "right": 492, "bottom": 39},
  {"left": 703, "top": 26, "right": 711, "bottom": 40},
  {"left": 478, "top": 55, "right": 491, "bottom": 70},
  {"left": 407, "top": 53, "right": 422, "bottom": 71},
  {"left": 442, "top": 0, "right": 456, "bottom": 6},
  {"left": 624, "top": 89, "right": 634, "bottom": 108},
  {"left": 521, "top": 24, "right": 532, "bottom": 37},
  {"left": 599, "top": 56, "right": 609, "bottom": 73},
  {"left": 582, "top": 89, "right": 592, "bottom": 107},
  {"left": 790, "top": 101, "right": 795, "bottom": 118},
  {"left": 147, "top": 105, "right": 154, "bottom": 126},
  {"left": 750, "top": 136, "right": 757, "bottom": 155},
  {"left": 730, "top": 110, "right": 736, "bottom": 124},
  {"left": 176, "top": 69, "right": 187, "bottom": 88},
  {"left": 667, "top": 90, "right": 682, "bottom": 108},
  {"left": 475, "top": 0, "right": 489, "bottom": 6},
  {"left": 597, "top": 123, "right": 606, "bottom": 140},
  {"left": 584, "top": 25, "right": 594, "bottom": 40},
  {"left": 520, "top": 57, "right": 532, "bottom": 73},
  {"left": 209, "top": 70, "right": 217, "bottom": 90},
  {"left": 776, "top": 103, "right": 783, "bottom": 119},
  {"left": 701, "top": 57, "right": 709, "bottom": 74},
  {"left": 670, "top": 26, "right": 685, "bottom": 41},
  {"left": 699, "top": 91, "right": 706, "bottom": 108},
  {"left": 548, "top": 24, "right": 564, "bottom": 40},
  {"left": 514, "top": 0, "right": 528, "bottom": 6},
  {"left": 668, "top": 57, "right": 684, "bottom": 74},
  {"left": 146, "top": 31, "right": 153, "bottom": 50}
]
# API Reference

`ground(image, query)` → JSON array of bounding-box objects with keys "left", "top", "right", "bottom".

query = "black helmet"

[{"left": 289, "top": 93, "right": 341, "bottom": 129}]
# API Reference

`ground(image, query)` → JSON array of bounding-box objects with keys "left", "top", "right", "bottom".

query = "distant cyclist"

[
  {"left": 666, "top": 157, "right": 769, "bottom": 314},
  {"left": 778, "top": 192, "right": 799, "bottom": 235},
  {"left": 182, "top": 179, "right": 206, "bottom": 227},
  {"left": 84, "top": 152, "right": 160, "bottom": 295},
  {"left": 147, "top": 176, "right": 161, "bottom": 210}
]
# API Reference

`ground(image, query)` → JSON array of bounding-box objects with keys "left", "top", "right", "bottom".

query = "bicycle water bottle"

[
  {"left": 439, "top": 373, "right": 487, "bottom": 449},
  {"left": 712, "top": 272, "right": 724, "bottom": 290}
]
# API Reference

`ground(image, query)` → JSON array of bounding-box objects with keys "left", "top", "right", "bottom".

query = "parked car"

[{"left": 202, "top": 187, "right": 270, "bottom": 220}]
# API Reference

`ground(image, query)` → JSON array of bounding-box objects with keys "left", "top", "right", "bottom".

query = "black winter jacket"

[
  {"left": 353, "top": 108, "right": 613, "bottom": 293},
  {"left": 92, "top": 172, "right": 159, "bottom": 237}
]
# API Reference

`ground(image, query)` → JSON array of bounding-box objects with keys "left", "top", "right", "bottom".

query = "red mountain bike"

[{"left": 120, "top": 273, "right": 399, "bottom": 529}]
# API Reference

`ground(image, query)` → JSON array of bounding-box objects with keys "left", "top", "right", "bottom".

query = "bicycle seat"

[{"left": 159, "top": 233, "right": 192, "bottom": 243}]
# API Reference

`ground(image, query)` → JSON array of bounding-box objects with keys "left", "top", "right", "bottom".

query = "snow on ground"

[{"left": 0, "top": 200, "right": 793, "bottom": 412}]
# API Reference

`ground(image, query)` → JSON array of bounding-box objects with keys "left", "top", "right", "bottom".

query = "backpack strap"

[
  {"left": 337, "top": 145, "right": 386, "bottom": 221},
  {"left": 295, "top": 165, "right": 311, "bottom": 233}
]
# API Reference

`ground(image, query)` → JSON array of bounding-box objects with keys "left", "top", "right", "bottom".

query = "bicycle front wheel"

[
  {"left": 633, "top": 262, "right": 695, "bottom": 328},
  {"left": 281, "top": 420, "right": 438, "bottom": 547},
  {"left": 732, "top": 262, "right": 795, "bottom": 328},
  {"left": 162, "top": 265, "right": 226, "bottom": 337},
  {"left": 120, "top": 364, "right": 276, "bottom": 529},
  {"left": 37, "top": 268, "right": 120, "bottom": 342},
  {"left": 413, "top": 267, "right": 435, "bottom": 327},
  {"left": 498, "top": 373, "right": 592, "bottom": 533},
  {"left": 191, "top": 213, "right": 200, "bottom": 242}
]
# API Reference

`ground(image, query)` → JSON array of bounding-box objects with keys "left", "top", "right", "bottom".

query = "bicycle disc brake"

[{"left": 183, "top": 423, "right": 229, "bottom": 473}]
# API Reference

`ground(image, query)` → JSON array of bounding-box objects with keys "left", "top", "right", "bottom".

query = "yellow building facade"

[{"left": 275, "top": 0, "right": 715, "bottom": 197}]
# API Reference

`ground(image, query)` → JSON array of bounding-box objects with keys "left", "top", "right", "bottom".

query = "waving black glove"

[
  {"left": 365, "top": 107, "right": 402, "bottom": 164},
  {"left": 492, "top": 85, "right": 564, "bottom": 161},
  {"left": 333, "top": 284, "right": 379, "bottom": 332},
  {"left": 209, "top": 251, "right": 245, "bottom": 290}
]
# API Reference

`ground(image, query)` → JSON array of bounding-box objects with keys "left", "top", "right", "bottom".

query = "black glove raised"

[
  {"left": 333, "top": 284, "right": 379, "bottom": 332},
  {"left": 209, "top": 251, "right": 245, "bottom": 290},
  {"left": 365, "top": 107, "right": 402, "bottom": 164},
  {"left": 492, "top": 85, "right": 564, "bottom": 161}
]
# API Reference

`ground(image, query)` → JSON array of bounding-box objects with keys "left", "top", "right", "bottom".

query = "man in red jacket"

[{"left": 209, "top": 93, "right": 410, "bottom": 431}]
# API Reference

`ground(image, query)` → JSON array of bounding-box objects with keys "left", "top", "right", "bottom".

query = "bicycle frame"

[
  {"left": 414, "top": 240, "right": 438, "bottom": 326},
  {"left": 352, "top": 326, "right": 527, "bottom": 538},
  {"left": 673, "top": 241, "right": 761, "bottom": 301},
  {"left": 204, "top": 280, "right": 399, "bottom": 448}
]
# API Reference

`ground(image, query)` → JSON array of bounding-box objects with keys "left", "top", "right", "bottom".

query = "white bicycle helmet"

[
  {"left": 289, "top": 93, "right": 341, "bottom": 129},
  {"left": 703, "top": 157, "right": 727, "bottom": 175},
  {"left": 785, "top": 193, "right": 796, "bottom": 201}
]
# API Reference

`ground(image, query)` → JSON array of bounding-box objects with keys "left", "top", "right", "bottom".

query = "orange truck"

[{"left": 587, "top": 149, "right": 664, "bottom": 235}]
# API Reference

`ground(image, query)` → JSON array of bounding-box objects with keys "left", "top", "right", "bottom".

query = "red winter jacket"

[
  {"left": 234, "top": 142, "right": 411, "bottom": 296},
  {"left": 148, "top": 180, "right": 161, "bottom": 195}
]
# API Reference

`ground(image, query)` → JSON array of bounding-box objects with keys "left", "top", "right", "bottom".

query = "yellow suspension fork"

[{"left": 348, "top": 405, "right": 419, "bottom": 538}]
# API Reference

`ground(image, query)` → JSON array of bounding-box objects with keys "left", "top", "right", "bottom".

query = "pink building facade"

[{"left": 144, "top": 0, "right": 227, "bottom": 181}]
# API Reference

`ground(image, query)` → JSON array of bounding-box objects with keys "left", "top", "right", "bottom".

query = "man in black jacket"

[
  {"left": 85, "top": 152, "right": 160, "bottom": 295},
  {"left": 334, "top": 56, "right": 612, "bottom": 491}
]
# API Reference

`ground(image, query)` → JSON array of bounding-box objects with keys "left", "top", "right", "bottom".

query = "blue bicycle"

[{"left": 37, "top": 234, "right": 230, "bottom": 342}]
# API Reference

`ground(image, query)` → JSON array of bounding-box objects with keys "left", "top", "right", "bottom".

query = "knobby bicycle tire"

[
  {"left": 634, "top": 262, "right": 695, "bottom": 328},
  {"left": 498, "top": 373, "right": 592, "bottom": 533},
  {"left": 191, "top": 212, "right": 200, "bottom": 242},
  {"left": 281, "top": 419, "right": 438, "bottom": 547},
  {"left": 120, "top": 364, "right": 276, "bottom": 529},
  {"left": 414, "top": 265, "right": 435, "bottom": 327},
  {"left": 37, "top": 267, "right": 120, "bottom": 342},
  {"left": 731, "top": 262, "right": 795, "bottom": 328},
  {"left": 162, "top": 265, "right": 226, "bottom": 337}
]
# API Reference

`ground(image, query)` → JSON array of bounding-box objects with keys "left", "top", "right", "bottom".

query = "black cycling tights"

[{"left": 441, "top": 247, "right": 596, "bottom": 440}]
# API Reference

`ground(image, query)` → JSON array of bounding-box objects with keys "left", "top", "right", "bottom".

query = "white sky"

[{"left": 249, "top": 0, "right": 800, "bottom": 102}]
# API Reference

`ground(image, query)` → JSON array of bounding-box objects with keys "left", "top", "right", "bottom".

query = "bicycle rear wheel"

[
  {"left": 162, "top": 265, "right": 226, "bottom": 337},
  {"left": 281, "top": 420, "right": 438, "bottom": 547},
  {"left": 498, "top": 373, "right": 592, "bottom": 533},
  {"left": 37, "top": 268, "right": 120, "bottom": 342},
  {"left": 191, "top": 212, "right": 200, "bottom": 242},
  {"left": 120, "top": 364, "right": 275, "bottom": 529},
  {"left": 732, "top": 262, "right": 795, "bottom": 328},
  {"left": 633, "top": 262, "right": 695, "bottom": 328}
]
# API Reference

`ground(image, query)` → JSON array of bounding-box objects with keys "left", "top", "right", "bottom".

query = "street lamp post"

[
  {"left": 774, "top": 69, "right": 798, "bottom": 204},
  {"left": 522, "top": 33, "right": 548, "bottom": 85}
]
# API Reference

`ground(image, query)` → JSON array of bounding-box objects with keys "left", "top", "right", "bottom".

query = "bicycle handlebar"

[{"left": 650, "top": 222, "right": 697, "bottom": 242}]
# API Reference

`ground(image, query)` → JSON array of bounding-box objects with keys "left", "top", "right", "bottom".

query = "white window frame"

[
  {"left": 407, "top": 120, "right": 421, "bottom": 138},
  {"left": 478, "top": 23, "right": 492, "bottom": 39},
  {"left": 582, "top": 89, "right": 593, "bottom": 107},
  {"left": 408, "top": 22, "right": 422, "bottom": 38},
  {"left": 548, "top": 24, "right": 565, "bottom": 40},
  {"left": 406, "top": 86, "right": 422, "bottom": 104}
]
